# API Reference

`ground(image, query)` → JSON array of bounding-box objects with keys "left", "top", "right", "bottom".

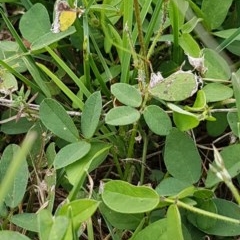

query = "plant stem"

[
  {"left": 140, "top": 131, "right": 148, "bottom": 185},
  {"left": 133, "top": 0, "right": 149, "bottom": 81},
  {"left": 164, "top": 198, "right": 240, "bottom": 225}
]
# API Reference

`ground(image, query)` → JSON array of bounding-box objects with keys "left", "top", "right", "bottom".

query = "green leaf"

[
  {"left": 203, "top": 48, "right": 231, "bottom": 80},
  {"left": 173, "top": 111, "right": 200, "bottom": 131},
  {"left": 143, "top": 105, "right": 172, "bottom": 136},
  {"left": 227, "top": 112, "right": 240, "bottom": 137},
  {"left": 19, "top": 3, "right": 51, "bottom": 43},
  {"left": 0, "top": 144, "right": 28, "bottom": 208},
  {"left": 188, "top": 198, "right": 240, "bottom": 236},
  {"left": 102, "top": 180, "right": 159, "bottom": 214},
  {"left": 39, "top": 98, "right": 79, "bottom": 143},
  {"left": 57, "top": 199, "right": 99, "bottom": 229},
  {"left": 131, "top": 219, "right": 168, "bottom": 240},
  {"left": 167, "top": 205, "right": 184, "bottom": 240},
  {"left": 164, "top": 128, "right": 201, "bottom": 184},
  {"left": 31, "top": 28, "right": 76, "bottom": 51},
  {"left": 196, "top": 200, "right": 217, "bottom": 230},
  {"left": 206, "top": 112, "right": 228, "bottom": 137},
  {"left": 54, "top": 141, "right": 91, "bottom": 169},
  {"left": 0, "top": 41, "right": 27, "bottom": 72},
  {"left": 81, "top": 91, "right": 102, "bottom": 139},
  {"left": 48, "top": 216, "right": 69, "bottom": 240},
  {"left": 10, "top": 213, "right": 38, "bottom": 232},
  {"left": 0, "top": 231, "right": 31, "bottom": 240},
  {"left": 202, "top": 83, "right": 233, "bottom": 102},
  {"left": 38, "top": 209, "right": 53, "bottom": 240},
  {"left": 201, "top": 0, "right": 233, "bottom": 30},
  {"left": 180, "top": 16, "right": 202, "bottom": 34},
  {"left": 155, "top": 177, "right": 192, "bottom": 197},
  {"left": 179, "top": 33, "right": 201, "bottom": 57},
  {"left": 149, "top": 71, "right": 198, "bottom": 101},
  {"left": 66, "top": 142, "right": 111, "bottom": 185},
  {"left": 0, "top": 71, "right": 18, "bottom": 94},
  {"left": 105, "top": 106, "right": 140, "bottom": 126},
  {"left": 99, "top": 202, "right": 143, "bottom": 230},
  {"left": 205, "top": 144, "right": 240, "bottom": 187},
  {"left": 111, "top": 83, "right": 142, "bottom": 107}
]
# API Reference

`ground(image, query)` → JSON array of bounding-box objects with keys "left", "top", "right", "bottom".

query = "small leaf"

[
  {"left": 155, "top": 178, "right": 192, "bottom": 197},
  {"left": 173, "top": 111, "right": 200, "bottom": 131},
  {"left": 0, "top": 231, "right": 31, "bottom": 240},
  {"left": 54, "top": 141, "right": 91, "bottom": 169},
  {"left": 167, "top": 205, "right": 184, "bottom": 240},
  {"left": 102, "top": 180, "right": 159, "bottom": 213},
  {"left": 99, "top": 202, "right": 143, "bottom": 230},
  {"left": 39, "top": 98, "right": 79, "bottom": 143},
  {"left": 149, "top": 71, "right": 199, "bottom": 101},
  {"left": 202, "top": 83, "right": 233, "bottom": 102},
  {"left": 66, "top": 142, "right": 111, "bottom": 185},
  {"left": 111, "top": 83, "right": 142, "bottom": 107},
  {"left": 203, "top": 48, "right": 231, "bottom": 80},
  {"left": 19, "top": 3, "right": 51, "bottom": 43},
  {"left": 105, "top": 106, "right": 140, "bottom": 126},
  {"left": 48, "top": 216, "right": 69, "bottom": 240},
  {"left": 0, "top": 144, "right": 28, "bottom": 208},
  {"left": 143, "top": 105, "right": 172, "bottom": 136},
  {"left": 227, "top": 112, "right": 240, "bottom": 137},
  {"left": 131, "top": 219, "right": 167, "bottom": 240},
  {"left": 81, "top": 91, "right": 102, "bottom": 139},
  {"left": 38, "top": 209, "right": 53, "bottom": 240},
  {"left": 179, "top": 33, "right": 201, "bottom": 57},
  {"left": 10, "top": 213, "right": 38, "bottom": 232},
  {"left": 164, "top": 128, "right": 201, "bottom": 184},
  {"left": 57, "top": 199, "right": 99, "bottom": 229}
]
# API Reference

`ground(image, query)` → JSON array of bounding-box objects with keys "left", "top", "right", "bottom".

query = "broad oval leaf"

[
  {"left": 19, "top": 3, "right": 51, "bottom": 43},
  {"left": 0, "top": 231, "right": 31, "bottom": 240},
  {"left": 105, "top": 106, "right": 140, "bottom": 126},
  {"left": 202, "top": 83, "right": 233, "bottom": 102},
  {"left": 54, "top": 141, "right": 91, "bottom": 169},
  {"left": 39, "top": 98, "right": 79, "bottom": 143},
  {"left": 102, "top": 180, "right": 159, "bottom": 213},
  {"left": 81, "top": 91, "right": 102, "bottom": 139},
  {"left": 143, "top": 105, "right": 172, "bottom": 136},
  {"left": 149, "top": 71, "right": 199, "bottom": 101},
  {"left": 0, "top": 144, "right": 28, "bottom": 208},
  {"left": 164, "top": 128, "right": 201, "bottom": 184},
  {"left": 111, "top": 83, "right": 142, "bottom": 107}
]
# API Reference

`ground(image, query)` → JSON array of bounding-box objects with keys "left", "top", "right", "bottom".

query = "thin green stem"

[
  {"left": 140, "top": 131, "right": 148, "bottom": 185},
  {"left": 133, "top": 0, "right": 149, "bottom": 80},
  {"left": 164, "top": 198, "right": 240, "bottom": 225},
  {"left": 225, "top": 181, "right": 240, "bottom": 205}
]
